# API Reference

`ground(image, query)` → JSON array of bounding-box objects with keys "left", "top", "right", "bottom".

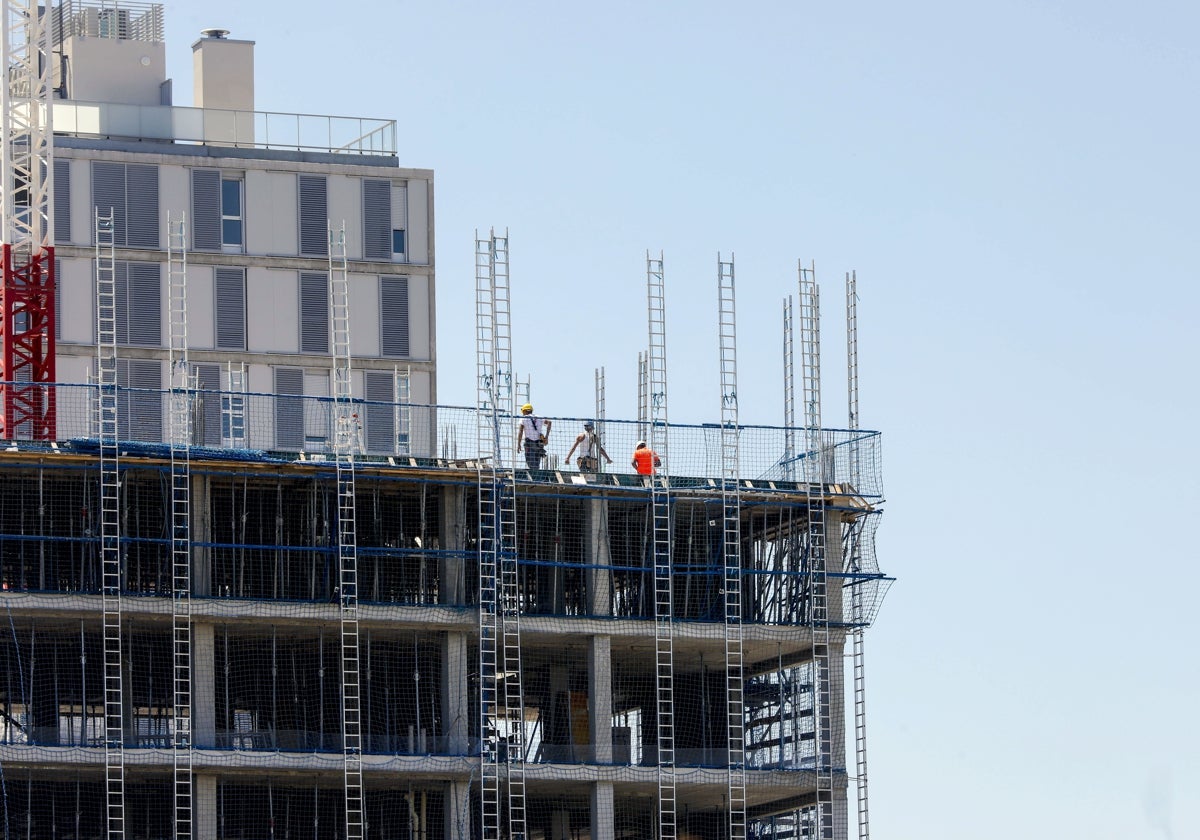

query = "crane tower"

[{"left": 0, "top": 0, "right": 56, "bottom": 437}]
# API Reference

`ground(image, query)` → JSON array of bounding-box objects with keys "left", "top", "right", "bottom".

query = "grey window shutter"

[
  {"left": 92, "top": 161, "right": 126, "bottom": 246},
  {"left": 273, "top": 367, "right": 304, "bottom": 450},
  {"left": 214, "top": 267, "right": 246, "bottom": 350},
  {"left": 298, "top": 175, "right": 328, "bottom": 256},
  {"left": 126, "top": 262, "right": 161, "bottom": 346},
  {"left": 118, "top": 358, "right": 162, "bottom": 442},
  {"left": 380, "top": 276, "right": 409, "bottom": 357},
  {"left": 362, "top": 179, "right": 391, "bottom": 260},
  {"left": 299, "top": 272, "right": 329, "bottom": 354},
  {"left": 125, "top": 163, "right": 159, "bottom": 249},
  {"left": 192, "top": 362, "right": 221, "bottom": 446},
  {"left": 363, "top": 369, "right": 394, "bottom": 454},
  {"left": 191, "top": 168, "right": 221, "bottom": 251},
  {"left": 53, "top": 159, "right": 71, "bottom": 244}
]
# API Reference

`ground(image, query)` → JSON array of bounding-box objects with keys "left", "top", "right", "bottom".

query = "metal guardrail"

[
  {"left": 1, "top": 383, "right": 883, "bottom": 497},
  {"left": 53, "top": 100, "right": 397, "bottom": 156}
]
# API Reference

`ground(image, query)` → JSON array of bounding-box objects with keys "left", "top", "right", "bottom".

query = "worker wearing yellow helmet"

[{"left": 515, "top": 403, "right": 551, "bottom": 470}]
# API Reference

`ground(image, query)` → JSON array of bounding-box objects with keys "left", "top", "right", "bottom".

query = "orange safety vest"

[{"left": 633, "top": 448, "right": 659, "bottom": 475}]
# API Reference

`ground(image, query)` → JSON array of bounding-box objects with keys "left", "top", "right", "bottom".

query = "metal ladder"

[
  {"left": 718, "top": 255, "right": 746, "bottom": 840},
  {"left": 223, "top": 362, "right": 246, "bottom": 448},
  {"left": 782, "top": 296, "right": 796, "bottom": 481},
  {"left": 646, "top": 251, "right": 675, "bottom": 840},
  {"left": 475, "top": 231, "right": 503, "bottom": 840},
  {"left": 394, "top": 365, "right": 412, "bottom": 455},
  {"left": 595, "top": 366, "right": 606, "bottom": 469},
  {"left": 636, "top": 351, "right": 648, "bottom": 442},
  {"left": 799, "top": 262, "right": 833, "bottom": 839},
  {"left": 490, "top": 232, "right": 527, "bottom": 840},
  {"left": 166, "top": 212, "right": 193, "bottom": 840},
  {"left": 95, "top": 208, "right": 124, "bottom": 840},
  {"left": 329, "top": 224, "right": 364, "bottom": 840},
  {"left": 845, "top": 270, "right": 870, "bottom": 840}
]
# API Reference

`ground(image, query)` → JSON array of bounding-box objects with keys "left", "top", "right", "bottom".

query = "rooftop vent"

[{"left": 200, "top": 28, "right": 229, "bottom": 39}]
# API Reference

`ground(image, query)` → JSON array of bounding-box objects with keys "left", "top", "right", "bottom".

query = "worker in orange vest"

[{"left": 631, "top": 440, "right": 661, "bottom": 475}]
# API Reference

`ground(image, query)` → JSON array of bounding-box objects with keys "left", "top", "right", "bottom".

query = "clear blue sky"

[{"left": 168, "top": 2, "right": 1197, "bottom": 837}]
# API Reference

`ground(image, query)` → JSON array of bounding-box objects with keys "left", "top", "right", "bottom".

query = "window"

[
  {"left": 192, "top": 363, "right": 221, "bottom": 446},
  {"left": 214, "top": 267, "right": 246, "bottom": 350},
  {"left": 92, "top": 161, "right": 159, "bottom": 248},
  {"left": 298, "top": 175, "right": 328, "bottom": 257},
  {"left": 380, "top": 276, "right": 409, "bottom": 358},
  {"left": 221, "top": 177, "right": 243, "bottom": 250},
  {"left": 299, "top": 272, "right": 329, "bottom": 354},
  {"left": 111, "top": 261, "right": 160, "bottom": 346},
  {"left": 363, "top": 179, "right": 407, "bottom": 261},
  {"left": 273, "top": 367, "right": 304, "bottom": 450},
  {"left": 53, "top": 159, "right": 71, "bottom": 244}
]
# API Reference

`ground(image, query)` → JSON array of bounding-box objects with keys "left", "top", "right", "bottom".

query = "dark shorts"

[
  {"left": 523, "top": 439, "right": 545, "bottom": 467},
  {"left": 578, "top": 455, "right": 599, "bottom": 472}
]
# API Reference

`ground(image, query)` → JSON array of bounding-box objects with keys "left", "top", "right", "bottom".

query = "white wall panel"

[
  {"left": 329, "top": 175, "right": 360, "bottom": 260},
  {"left": 159, "top": 164, "right": 189, "bottom": 232},
  {"left": 188, "top": 265, "right": 215, "bottom": 349},
  {"left": 408, "top": 273, "right": 431, "bottom": 361},
  {"left": 407, "top": 179, "right": 429, "bottom": 264},
  {"left": 349, "top": 273, "right": 379, "bottom": 359},
  {"left": 245, "top": 170, "right": 296, "bottom": 255},
  {"left": 58, "top": 257, "right": 93, "bottom": 344},
  {"left": 247, "top": 268, "right": 297, "bottom": 352}
]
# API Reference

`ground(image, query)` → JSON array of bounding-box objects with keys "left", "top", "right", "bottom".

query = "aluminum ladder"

[
  {"left": 718, "top": 255, "right": 746, "bottom": 839},
  {"left": 799, "top": 263, "right": 834, "bottom": 839},
  {"left": 329, "top": 224, "right": 364, "bottom": 840},
  {"left": 95, "top": 208, "right": 125, "bottom": 839},
  {"left": 222, "top": 362, "right": 246, "bottom": 449},
  {"left": 166, "top": 212, "right": 193, "bottom": 840},
  {"left": 647, "top": 252, "right": 676, "bottom": 840}
]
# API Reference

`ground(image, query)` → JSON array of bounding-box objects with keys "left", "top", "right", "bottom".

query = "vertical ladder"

[
  {"left": 646, "top": 251, "right": 675, "bottom": 840},
  {"left": 329, "top": 224, "right": 363, "bottom": 840},
  {"left": 799, "top": 262, "right": 833, "bottom": 839},
  {"left": 166, "top": 212, "right": 193, "bottom": 840},
  {"left": 782, "top": 297, "right": 796, "bottom": 481},
  {"left": 845, "top": 270, "right": 869, "bottom": 840},
  {"left": 95, "top": 208, "right": 124, "bottom": 840},
  {"left": 490, "top": 231, "right": 526, "bottom": 840},
  {"left": 595, "top": 366, "right": 606, "bottom": 471},
  {"left": 394, "top": 365, "right": 412, "bottom": 455},
  {"left": 636, "top": 351, "right": 648, "bottom": 442},
  {"left": 222, "top": 362, "right": 246, "bottom": 448},
  {"left": 717, "top": 256, "right": 746, "bottom": 840},
  {"left": 475, "top": 232, "right": 502, "bottom": 840}
]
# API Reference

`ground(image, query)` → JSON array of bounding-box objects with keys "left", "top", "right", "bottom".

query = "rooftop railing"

[
  {"left": 53, "top": 100, "right": 398, "bottom": 156},
  {"left": 0, "top": 382, "right": 883, "bottom": 498}
]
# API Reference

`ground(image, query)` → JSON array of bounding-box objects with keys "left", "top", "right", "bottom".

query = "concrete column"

[
  {"left": 194, "top": 773, "right": 217, "bottom": 839},
  {"left": 823, "top": 513, "right": 849, "bottom": 834},
  {"left": 439, "top": 486, "right": 466, "bottom": 605},
  {"left": 191, "top": 473, "right": 211, "bottom": 597},
  {"left": 441, "top": 632, "right": 469, "bottom": 755},
  {"left": 192, "top": 623, "right": 216, "bottom": 747},
  {"left": 444, "top": 779, "right": 472, "bottom": 840},
  {"left": 588, "top": 636, "right": 612, "bottom": 764},
  {"left": 585, "top": 496, "right": 611, "bottom": 616},
  {"left": 590, "top": 781, "right": 614, "bottom": 840}
]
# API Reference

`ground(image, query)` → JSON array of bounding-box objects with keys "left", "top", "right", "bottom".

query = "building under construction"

[{"left": 0, "top": 3, "right": 889, "bottom": 838}]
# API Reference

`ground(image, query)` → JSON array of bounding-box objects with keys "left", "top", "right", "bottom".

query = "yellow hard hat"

[{"left": 521, "top": 403, "right": 533, "bottom": 413}]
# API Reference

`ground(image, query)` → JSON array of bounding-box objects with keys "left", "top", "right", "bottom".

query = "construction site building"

[{"left": 0, "top": 3, "right": 889, "bottom": 838}]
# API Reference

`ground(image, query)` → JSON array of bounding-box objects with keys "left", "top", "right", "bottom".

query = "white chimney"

[{"left": 192, "top": 29, "right": 255, "bottom": 111}]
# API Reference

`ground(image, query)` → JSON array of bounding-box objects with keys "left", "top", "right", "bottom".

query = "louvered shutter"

[
  {"left": 273, "top": 367, "right": 304, "bottom": 450},
  {"left": 54, "top": 159, "right": 71, "bottom": 244},
  {"left": 299, "top": 272, "right": 329, "bottom": 353},
  {"left": 363, "top": 369, "right": 394, "bottom": 454},
  {"left": 191, "top": 169, "right": 221, "bottom": 252},
  {"left": 362, "top": 179, "right": 391, "bottom": 260},
  {"left": 92, "top": 161, "right": 127, "bottom": 246},
  {"left": 298, "top": 175, "right": 328, "bottom": 256},
  {"left": 126, "top": 262, "right": 161, "bottom": 346},
  {"left": 380, "top": 276, "right": 409, "bottom": 357},
  {"left": 193, "top": 363, "right": 221, "bottom": 446},
  {"left": 125, "top": 163, "right": 159, "bottom": 248},
  {"left": 118, "top": 358, "right": 162, "bottom": 442},
  {"left": 214, "top": 267, "right": 246, "bottom": 350}
]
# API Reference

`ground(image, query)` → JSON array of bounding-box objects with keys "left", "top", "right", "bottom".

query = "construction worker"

[
  {"left": 565, "top": 420, "right": 612, "bottom": 473},
  {"left": 631, "top": 440, "right": 661, "bottom": 475},
  {"left": 515, "top": 403, "right": 551, "bottom": 469}
]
